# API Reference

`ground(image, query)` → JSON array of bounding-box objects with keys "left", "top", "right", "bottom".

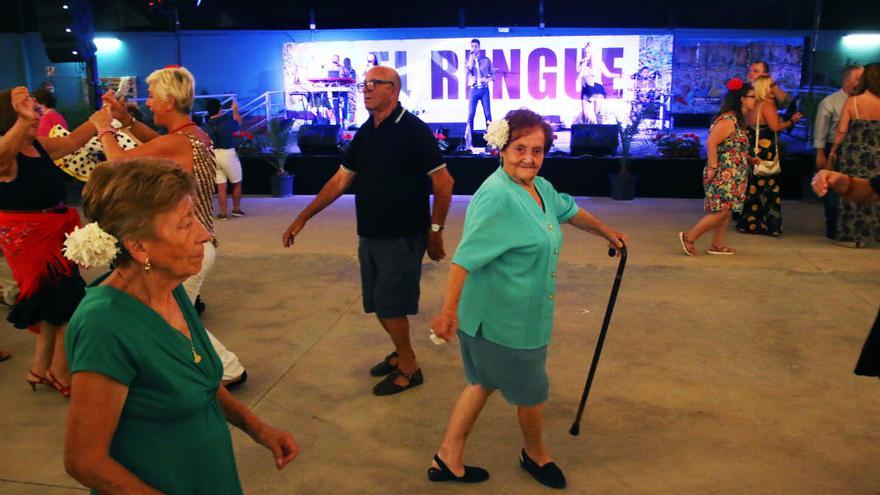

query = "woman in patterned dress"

[
  {"left": 679, "top": 78, "right": 756, "bottom": 256},
  {"left": 88, "top": 66, "right": 246, "bottom": 388},
  {"left": 828, "top": 63, "right": 880, "bottom": 247}
]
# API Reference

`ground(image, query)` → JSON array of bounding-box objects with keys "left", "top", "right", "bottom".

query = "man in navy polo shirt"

[{"left": 282, "top": 66, "right": 454, "bottom": 396}]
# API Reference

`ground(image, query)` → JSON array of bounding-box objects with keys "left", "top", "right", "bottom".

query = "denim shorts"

[{"left": 358, "top": 235, "right": 426, "bottom": 318}]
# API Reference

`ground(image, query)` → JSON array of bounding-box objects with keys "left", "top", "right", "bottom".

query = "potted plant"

[
  {"left": 652, "top": 131, "right": 701, "bottom": 158},
  {"left": 338, "top": 131, "right": 355, "bottom": 153},
  {"left": 610, "top": 105, "right": 646, "bottom": 200},
  {"left": 266, "top": 118, "right": 294, "bottom": 197},
  {"left": 233, "top": 129, "right": 260, "bottom": 156}
]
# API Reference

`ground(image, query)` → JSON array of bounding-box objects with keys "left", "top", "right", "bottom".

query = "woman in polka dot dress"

[{"left": 736, "top": 75, "right": 803, "bottom": 236}]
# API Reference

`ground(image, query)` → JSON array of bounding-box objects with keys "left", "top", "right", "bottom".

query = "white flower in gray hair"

[
  {"left": 63, "top": 223, "right": 120, "bottom": 268},
  {"left": 484, "top": 118, "right": 510, "bottom": 149}
]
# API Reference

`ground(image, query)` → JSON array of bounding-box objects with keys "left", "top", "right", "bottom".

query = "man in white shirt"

[{"left": 814, "top": 64, "right": 864, "bottom": 238}]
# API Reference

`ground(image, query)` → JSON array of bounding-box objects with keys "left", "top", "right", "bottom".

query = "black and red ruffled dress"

[{"left": 0, "top": 140, "right": 85, "bottom": 332}]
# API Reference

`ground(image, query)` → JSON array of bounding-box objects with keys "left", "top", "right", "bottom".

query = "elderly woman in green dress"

[
  {"left": 429, "top": 109, "right": 628, "bottom": 490},
  {"left": 63, "top": 158, "right": 297, "bottom": 494}
]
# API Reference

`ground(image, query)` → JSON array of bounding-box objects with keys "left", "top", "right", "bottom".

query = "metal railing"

[
  {"left": 128, "top": 93, "right": 238, "bottom": 121},
  {"left": 237, "top": 91, "right": 287, "bottom": 133},
  {"left": 126, "top": 91, "right": 286, "bottom": 134}
]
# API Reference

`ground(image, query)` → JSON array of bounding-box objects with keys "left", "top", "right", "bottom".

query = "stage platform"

[
  {"left": 240, "top": 126, "right": 818, "bottom": 199},
  {"left": 241, "top": 154, "right": 818, "bottom": 200}
]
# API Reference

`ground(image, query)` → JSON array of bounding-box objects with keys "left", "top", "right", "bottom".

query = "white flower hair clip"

[
  {"left": 484, "top": 118, "right": 510, "bottom": 149},
  {"left": 63, "top": 222, "right": 120, "bottom": 268}
]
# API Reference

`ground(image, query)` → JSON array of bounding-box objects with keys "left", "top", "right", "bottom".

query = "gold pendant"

[{"left": 192, "top": 346, "right": 202, "bottom": 364}]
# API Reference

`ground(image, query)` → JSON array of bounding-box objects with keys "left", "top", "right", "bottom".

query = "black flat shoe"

[
  {"left": 428, "top": 454, "right": 489, "bottom": 483},
  {"left": 369, "top": 351, "right": 398, "bottom": 376},
  {"left": 372, "top": 368, "right": 422, "bottom": 396},
  {"left": 520, "top": 448, "right": 566, "bottom": 489}
]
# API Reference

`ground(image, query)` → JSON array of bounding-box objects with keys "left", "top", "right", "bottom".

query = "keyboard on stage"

[{"left": 308, "top": 77, "right": 356, "bottom": 88}]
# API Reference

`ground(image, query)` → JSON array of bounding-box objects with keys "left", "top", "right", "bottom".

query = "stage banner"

[
  {"left": 284, "top": 35, "right": 672, "bottom": 127},
  {"left": 672, "top": 38, "right": 804, "bottom": 114}
]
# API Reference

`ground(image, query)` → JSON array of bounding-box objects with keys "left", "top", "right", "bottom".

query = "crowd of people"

[
  {"left": 681, "top": 60, "right": 879, "bottom": 255},
  {"left": 0, "top": 62, "right": 628, "bottom": 491},
  {"left": 0, "top": 54, "right": 878, "bottom": 492}
]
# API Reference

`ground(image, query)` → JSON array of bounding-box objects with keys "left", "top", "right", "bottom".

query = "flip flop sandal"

[
  {"left": 706, "top": 246, "right": 735, "bottom": 255},
  {"left": 678, "top": 232, "right": 696, "bottom": 256}
]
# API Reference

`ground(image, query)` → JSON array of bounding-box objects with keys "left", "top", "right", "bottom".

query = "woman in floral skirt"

[{"left": 679, "top": 78, "right": 756, "bottom": 256}]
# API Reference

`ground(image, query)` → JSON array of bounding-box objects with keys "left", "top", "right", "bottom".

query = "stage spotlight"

[{"left": 842, "top": 33, "right": 880, "bottom": 48}]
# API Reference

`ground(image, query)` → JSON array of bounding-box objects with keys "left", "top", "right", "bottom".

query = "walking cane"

[{"left": 569, "top": 244, "right": 627, "bottom": 436}]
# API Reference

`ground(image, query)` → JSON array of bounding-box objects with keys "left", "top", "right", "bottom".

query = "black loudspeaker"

[
  {"left": 428, "top": 122, "right": 467, "bottom": 153},
  {"left": 35, "top": 0, "right": 96, "bottom": 63},
  {"left": 297, "top": 125, "right": 340, "bottom": 154},
  {"left": 570, "top": 124, "right": 619, "bottom": 156}
]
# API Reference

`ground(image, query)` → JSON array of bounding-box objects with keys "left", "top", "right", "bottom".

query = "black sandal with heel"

[{"left": 427, "top": 454, "right": 489, "bottom": 483}]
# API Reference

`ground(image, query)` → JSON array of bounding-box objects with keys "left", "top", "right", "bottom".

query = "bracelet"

[{"left": 97, "top": 127, "right": 118, "bottom": 139}]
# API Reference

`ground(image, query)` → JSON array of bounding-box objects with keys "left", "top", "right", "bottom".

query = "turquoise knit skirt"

[{"left": 458, "top": 328, "right": 549, "bottom": 406}]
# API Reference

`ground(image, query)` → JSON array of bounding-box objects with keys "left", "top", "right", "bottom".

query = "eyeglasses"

[{"left": 357, "top": 79, "right": 394, "bottom": 92}]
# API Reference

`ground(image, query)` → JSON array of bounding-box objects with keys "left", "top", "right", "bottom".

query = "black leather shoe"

[
  {"left": 372, "top": 368, "right": 423, "bottom": 396},
  {"left": 520, "top": 448, "right": 566, "bottom": 489},
  {"left": 368, "top": 351, "right": 398, "bottom": 376},
  {"left": 427, "top": 454, "right": 489, "bottom": 483}
]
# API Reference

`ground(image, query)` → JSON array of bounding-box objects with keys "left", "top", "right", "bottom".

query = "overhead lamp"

[
  {"left": 94, "top": 37, "right": 122, "bottom": 53},
  {"left": 841, "top": 34, "right": 880, "bottom": 48}
]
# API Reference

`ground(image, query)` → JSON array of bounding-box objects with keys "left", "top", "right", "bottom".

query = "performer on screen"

[
  {"left": 633, "top": 67, "right": 657, "bottom": 93},
  {"left": 466, "top": 39, "right": 493, "bottom": 138},
  {"left": 577, "top": 42, "right": 616, "bottom": 124},
  {"left": 324, "top": 54, "right": 350, "bottom": 127},
  {"left": 326, "top": 54, "right": 345, "bottom": 77},
  {"left": 362, "top": 52, "right": 381, "bottom": 83},
  {"left": 342, "top": 57, "right": 357, "bottom": 126}
]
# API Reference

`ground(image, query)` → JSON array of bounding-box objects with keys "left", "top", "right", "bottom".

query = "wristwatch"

[{"left": 431, "top": 223, "right": 444, "bottom": 233}]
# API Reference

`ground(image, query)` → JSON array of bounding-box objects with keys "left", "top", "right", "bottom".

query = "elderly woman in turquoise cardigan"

[{"left": 428, "top": 109, "right": 628, "bottom": 490}]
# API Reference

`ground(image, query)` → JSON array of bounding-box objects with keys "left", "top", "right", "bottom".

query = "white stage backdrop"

[{"left": 283, "top": 35, "right": 673, "bottom": 127}]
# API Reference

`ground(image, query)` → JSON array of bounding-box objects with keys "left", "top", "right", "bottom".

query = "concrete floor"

[{"left": 1, "top": 195, "right": 879, "bottom": 495}]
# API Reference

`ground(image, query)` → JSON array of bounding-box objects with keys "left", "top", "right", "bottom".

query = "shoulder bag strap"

[{"left": 754, "top": 102, "right": 763, "bottom": 155}]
